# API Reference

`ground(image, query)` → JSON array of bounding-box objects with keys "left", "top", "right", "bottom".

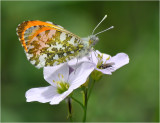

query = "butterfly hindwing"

[{"left": 17, "top": 20, "right": 84, "bottom": 68}]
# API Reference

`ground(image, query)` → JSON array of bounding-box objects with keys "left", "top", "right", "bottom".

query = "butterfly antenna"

[
  {"left": 94, "top": 26, "right": 114, "bottom": 36},
  {"left": 92, "top": 15, "right": 107, "bottom": 35}
]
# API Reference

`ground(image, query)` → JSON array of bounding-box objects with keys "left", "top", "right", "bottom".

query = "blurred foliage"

[{"left": 1, "top": 1, "right": 159, "bottom": 122}]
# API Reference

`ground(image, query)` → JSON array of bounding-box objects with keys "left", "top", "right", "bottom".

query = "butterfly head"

[{"left": 89, "top": 35, "right": 99, "bottom": 46}]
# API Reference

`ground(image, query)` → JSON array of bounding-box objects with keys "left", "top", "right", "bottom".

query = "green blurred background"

[{"left": 1, "top": 1, "right": 159, "bottom": 122}]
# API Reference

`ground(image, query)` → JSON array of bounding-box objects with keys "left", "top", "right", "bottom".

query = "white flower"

[
  {"left": 67, "top": 55, "right": 91, "bottom": 69},
  {"left": 91, "top": 50, "right": 129, "bottom": 74},
  {"left": 25, "top": 62, "right": 95, "bottom": 105}
]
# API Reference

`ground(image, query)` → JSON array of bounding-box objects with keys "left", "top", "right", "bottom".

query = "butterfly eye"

[{"left": 90, "top": 36, "right": 99, "bottom": 46}]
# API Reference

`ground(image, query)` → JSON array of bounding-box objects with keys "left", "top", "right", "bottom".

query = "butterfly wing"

[{"left": 16, "top": 20, "right": 84, "bottom": 68}]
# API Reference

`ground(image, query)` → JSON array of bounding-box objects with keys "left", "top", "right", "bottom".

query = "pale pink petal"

[
  {"left": 95, "top": 68, "right": 112, "bottom": 75},
  {"left": 106, "top": 53, "right": 129, "bottom": 72},
  {"left": 43, "top": 63, "right": 69, "bottom": 86},
  {"left": 69, "top": 62, "right": 95, "bottom": 90},
  {"left": 68, "top": 56, "right": 91, "bottom": 70},
  {"left": 50, "top": 89, "right": 73, "bottom": 105},
  {"left": 91, "top": 50, "right": 110, "bottom": 65},
  {"left": 102, "top": 54, "right": 111, "bottom": 63},
  {"left": 97, "top": 53, "right": 129, "bottom": 74},
  {"left": 91, "top": 51, "right": 98, "bottom": 65},
  {"left": 25, "top": 86, "right": 57, "bottom": 103}
]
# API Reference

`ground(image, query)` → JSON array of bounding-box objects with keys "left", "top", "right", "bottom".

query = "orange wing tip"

[{"left": 16, "top": 20, "right": 55, "bottom": 52}]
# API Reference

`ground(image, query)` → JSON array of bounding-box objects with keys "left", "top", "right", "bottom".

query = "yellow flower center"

[
  {"left": 53, "top": 73, "right": 70, "bottom": 94},
  {"left": 57, "top": 82, "right": 69, "bottom": 94},
  {"left": 96, "top": 54, "right": 110, "bottom": 69}
]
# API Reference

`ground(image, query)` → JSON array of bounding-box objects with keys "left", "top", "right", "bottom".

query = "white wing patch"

[
  {"left": 30, "top": 60, "right": 36, "bottom": 64},
  {"left": 28, "top": 45, "right": 34, "bottom": 50},
  {"left": 26, "top": 53, "right": 33, "bottom": 59},
  {"left": 60, "top": 32, "right": 66, "bottom": 41},
  {"left": 53, "top": 42, "right": 65, "bottom": 50},
  {"left": 53, "top": 54, "right": 59, "bottom": 60},
  {"left": 47, "top": 44, "right": 54, "bottom": 52},
  {"left": 63, "top": 53, "right": 67, "bottom": 56},
  {"left": 39, "top": 54, "right": 47, "bottom": 63},
  {"left": 71, "top": 51, "right": 74, "bottom": 54},
  {"left": 68, "top": 37, "right": 75, "bottom": 45},
  {"left": 37, "top": 54, "right": 48, "bottom": 68}
]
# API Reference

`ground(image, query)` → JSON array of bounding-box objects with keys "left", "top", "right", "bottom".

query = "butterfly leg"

[{"left": 73, "top": 58, "right": 79, "bottom": 74}]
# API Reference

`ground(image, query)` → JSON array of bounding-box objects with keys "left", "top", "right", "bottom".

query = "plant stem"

[
  {"left": 83, "top": 87, "right": 88, "bottom": 122},
  {"left": 71, "top": 96, "right": 84, "bottom": 109},
  {"left": 67, "top": 97, "right": 72, "bottom": 122},
  {"left": 88, "top": 80, "right": 96, "bottom": 100}
]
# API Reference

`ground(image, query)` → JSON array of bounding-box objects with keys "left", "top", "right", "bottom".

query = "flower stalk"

[
  {"left": 88, "top": 79, "right": 96, "bottom": 100},
  {"left": 71, "top": 96, "right": 84, "bottom": 109},
  {"left": 67, "top": 97, "right": 73, "bottom": 122},
  {"left": 83, "top": 87, "right": 88, "bottom": 122}
]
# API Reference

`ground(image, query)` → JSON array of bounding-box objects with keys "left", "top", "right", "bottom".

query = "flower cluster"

[{"left": 26, "top": 50, "right": 129, "bottom": 105}]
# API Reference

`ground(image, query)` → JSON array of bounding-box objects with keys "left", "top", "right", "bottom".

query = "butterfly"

[{"left": 16, "top": 15, "right": 113, "bottom": 68}]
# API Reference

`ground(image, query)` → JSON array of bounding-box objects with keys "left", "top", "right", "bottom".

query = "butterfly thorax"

[
  {"left": 78, "top": 35, "right": 99, "bottom": 58},
  {"left": 82, "top": 35, "right": 99, "bottom": 49},
  {"left": 81, "top": 35, "right": 99, "bottom": 47}
]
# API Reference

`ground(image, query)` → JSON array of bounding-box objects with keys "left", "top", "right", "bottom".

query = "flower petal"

[
  {"left": 102, "top": 54, "right": 111, "bottom": 63},
  {"left": 91, "top": 51, "right": 99, "bottom": 65},
  {"left": 69, "top": 62, "right": 95, "bottom": 90},
  {"left": 25, "top": 86, "right": 57, "bottom": 103},
  {"left": 43, "top": 63, "right": 69, "bottom": 86},
  {"left": 96, "top": 53, "right": 129, "bottom": 74},
  {"left": 68, "top": 56, "right": 91, "bottom": 70},
  {"left": 50, "top": 89, "right": 73, "bottom": 105},
  {"left": 106, "top": 53, "right": 129, "bottom": 72},
  {"left": 95, "top": 68, "right": 112, "bottom": 75},
  {"left": 91, "top": 50, "right": 110, "bottom": 65}
]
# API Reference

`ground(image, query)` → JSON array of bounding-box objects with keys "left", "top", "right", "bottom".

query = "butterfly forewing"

[{"left": 17, "top": 20, "right": 84, "bottom": 68}]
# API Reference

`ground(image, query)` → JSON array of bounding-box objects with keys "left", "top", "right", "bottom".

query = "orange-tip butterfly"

[{"left": 16, "top": 15, "right": 113, "bottom": 68}]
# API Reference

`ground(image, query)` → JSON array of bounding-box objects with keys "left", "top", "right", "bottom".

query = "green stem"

[
  {"left": 83, "top": 87, "right": 88, "bottom": 122},
  {"left": 88, "top": 80, "right": 96, "bottom": 100},
  {"left": 82, "top": 79, "right": 96, "bottom": 122},
  {"left": 67, "top": 97, "right": 72, "bottom": 122},
  {"left": 71, "top": 96, "right": 84, "bottom": 109}
]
